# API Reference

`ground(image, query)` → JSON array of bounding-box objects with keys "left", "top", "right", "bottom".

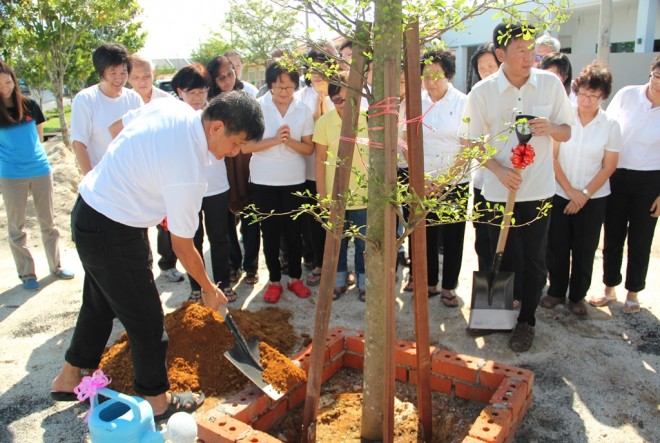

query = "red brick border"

[{"left": 197, "top": 327, "right": 533, "bottom": 442}]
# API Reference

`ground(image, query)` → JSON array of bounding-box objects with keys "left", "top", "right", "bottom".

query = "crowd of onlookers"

[{"left": 1, "top": 22, "right": 659, "bottom": 354}]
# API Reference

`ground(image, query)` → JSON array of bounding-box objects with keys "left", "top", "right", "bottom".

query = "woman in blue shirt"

[{"left": 0, "top": 61, "right": 73, "bottom": 290}]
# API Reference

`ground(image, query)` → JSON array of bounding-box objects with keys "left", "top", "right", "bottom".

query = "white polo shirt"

[
  {"left": 459, "top": 67, "right": 574, "bottom": 202},
  {"left": 70, "top": 85, "right": 143, "bottom": 167},
  {"left": 606, "top": 85, "right": 660, "bottom": 171},
  {"left": 556, "top": 107, "right": 621, "bottom": 200},
  {"left": 250, "top": 91, "right": 314, "bottom": 186},
  {"left": 418, "top": 85, "right": 468, "bottom": 182},
  {"left": 79, "top": 99, "right": 209, "bottom": 238}
]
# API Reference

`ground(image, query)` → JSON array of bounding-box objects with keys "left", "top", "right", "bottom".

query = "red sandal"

[
  {"left": 263, "top": 283, "right": 283, "bottom": 303},
  {"left": 287, "top": 279, "right": 311, "bottom": 298}
]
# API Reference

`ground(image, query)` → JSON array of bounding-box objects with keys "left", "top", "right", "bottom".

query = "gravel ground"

[{"left": 0, "top": 140, "right": 658, "bottom": 442}]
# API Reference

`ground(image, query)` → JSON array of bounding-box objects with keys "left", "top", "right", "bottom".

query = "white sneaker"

[{"left": 161, "top": 268, "right": 184, "bottom": 282}]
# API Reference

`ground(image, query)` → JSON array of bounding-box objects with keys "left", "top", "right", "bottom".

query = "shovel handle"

[{"left": 495, "top": 175, "right": 519, "bottom": 254}]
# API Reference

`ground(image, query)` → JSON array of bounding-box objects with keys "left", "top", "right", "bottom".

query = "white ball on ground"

[{"left": 166, "top": 412, "right": 198, "bottom": 442}]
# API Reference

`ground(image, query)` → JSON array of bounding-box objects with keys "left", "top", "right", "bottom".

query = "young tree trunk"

[
  {"left": 52, "top": 77, "right": 70, "bottom": 146},
  {"left": 360, "top": 0, "right": 402, "bottom": 440}
]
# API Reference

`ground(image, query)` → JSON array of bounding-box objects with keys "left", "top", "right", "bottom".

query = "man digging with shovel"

[
  {"left": 459, "top": 23, "right": 573, "bottom": 352},
  {"left": 50, "top": 92, "right": 264, "bottom": 420}
]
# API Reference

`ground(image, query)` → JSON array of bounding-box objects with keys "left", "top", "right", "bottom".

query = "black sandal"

[
  {"left": 333, "top": 286, "right": 347, "bottom": 301},
  {"left": 154, "top": 391, "right": 206, "bottom": 422},
  {"left": 223, "top": 287, "right": 238, "bottom": 303}
]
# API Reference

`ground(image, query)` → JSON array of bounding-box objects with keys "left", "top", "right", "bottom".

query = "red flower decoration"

[
  {"left": 160, "top": 217, "right": 168, "bottom": 231},
  {"left": 510, "top": 143, "right": 535, "bottom": 170},
  {"left": 25, "top": 116, "right": 33, "bottom": 121}
]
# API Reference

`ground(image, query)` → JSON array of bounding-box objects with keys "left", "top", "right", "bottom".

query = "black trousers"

[
  {"left": 487, "top": 198, "right": 552, "bottom": 326},
  {"left": 156, "top": 224, "right": 178, "bottom": 271},
  {"left": 548, "top": 195, "right": 607, "bottom": 302},
  {"left": 66, "top": 196, "right": 169, "bottom": 396},
  {"left": 228, "top": 211, "right": 260, "bottom": 274},
  {"left": 473, "top": 187, "right": 494, "bottom": 272},
  {"left": 253, "top": 183, "right": 306, "bottom": 282},
  {"left": 409, "top": 184, "right": 467, "bottom": 289},
  {"left": 301, "top": 180, "right": 326, "bottom": 268},
  {"left": 603, "top": 168, "right": 660, "bottom": 292},
  {"left": 188, "top": 190, "right": 230, "bottom": 291}
]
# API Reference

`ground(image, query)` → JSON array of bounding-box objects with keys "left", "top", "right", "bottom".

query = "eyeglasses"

[
  {"left": 216, "top": 70, "right": 236, "bottom": 82},
  {"left": 534, "top": 55, "right": 543, "bottom": 62},
  {"left": 331, "top": 96, "right": 345, "bottom": 105},
  {"left": 272, "top": 86, "right": 295, "bottom": 94},
  {"left": 182, "top": 88, "right": 209, "bottom": 99},
  {"left": 577, "top": 92, "right": 602, "bottom": 101}
]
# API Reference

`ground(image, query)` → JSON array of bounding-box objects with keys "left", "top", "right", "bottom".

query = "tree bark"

[{"left": 360, "top": 0, "right": 402, "bottom": 440}]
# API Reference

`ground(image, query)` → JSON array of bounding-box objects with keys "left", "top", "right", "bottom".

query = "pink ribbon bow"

[{"left": 74, "top": 369, "right": 111, "bottom": 422}]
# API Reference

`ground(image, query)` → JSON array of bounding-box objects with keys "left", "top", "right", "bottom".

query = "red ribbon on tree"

[{"left": 510, "top": 143, "right": 535, "bottom": 170}]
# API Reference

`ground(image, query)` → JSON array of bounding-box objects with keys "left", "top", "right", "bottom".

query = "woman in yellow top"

[{"left": 314, "top": 76, "right": 369, "bottom": 302}]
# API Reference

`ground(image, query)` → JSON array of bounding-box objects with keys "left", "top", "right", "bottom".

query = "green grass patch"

[{"left": 43, "top": 105, "right": 71, "bottom": 134}]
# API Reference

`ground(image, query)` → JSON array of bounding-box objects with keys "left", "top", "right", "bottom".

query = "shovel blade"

[
  {"left": 468, "top": 271, "right": 517, "bottom": 330},
  {"left": 224, "top": 337, "right": 284, "bottom": 401}
]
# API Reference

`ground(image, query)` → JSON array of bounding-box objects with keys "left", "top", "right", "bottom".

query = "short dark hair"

[
  {"left": 328, "top": 72, "right": 348, "bottom": 98},
  {"left": 420, "top": 48, "right": 456, "bottom": 80},
  {"left": 93, "top": 43, "right": 132, "bottom": 79},
  {"left": 304, "top": 49, "right": 332, "bottom": 86},
  {"left": 492, "top": 22, "right": 536, "bottom": 50},
  {"left": 171, "top": 63, "right": 212, "bottom": 93},
  {"left": 339, "top": 40, "right": 353, "bottom": 52},
  {"left": 572, "top": 62, "right": 613, "bottom": 100},
  {"left": 265, "top": 61, "right": 300, "bottom": 90},
  {"left": 540, "top": 52, "right": 573, "bottom": 95},
  {"left": 203, "top": 91, "right": 265, "bottom": 142}
]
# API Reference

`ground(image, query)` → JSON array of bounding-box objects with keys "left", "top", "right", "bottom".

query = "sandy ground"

[{"left": 0, "top": 138, "right": 658, "bottom": 442}]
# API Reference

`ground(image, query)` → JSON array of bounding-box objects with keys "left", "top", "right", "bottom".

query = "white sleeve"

[{"left": 70, "top": 93, "right": 92, "bottom": 146}]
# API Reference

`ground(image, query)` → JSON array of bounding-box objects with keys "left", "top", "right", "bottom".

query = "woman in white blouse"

[
  {"left": 542, "top": 63, "right": 621, "bottom": 315},
  {"left": 597, "top": 55, "right": 660, "bottom": 313},
  {"left": 403, "top": 49, "right": 468, "bottom": 307},
  {"left": 243, "top": 62, "right": 315, "bottom": 303}
]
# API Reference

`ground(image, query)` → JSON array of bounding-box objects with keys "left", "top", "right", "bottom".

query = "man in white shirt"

[
  {"left": 459, "top": 23, "right": 573, "bottom": 351},
  {"left": 51, "top": 92, "right": 264, "bottom": 420},
  {"left": 127, "top": 54, "right": 185, "bottom": 284}
]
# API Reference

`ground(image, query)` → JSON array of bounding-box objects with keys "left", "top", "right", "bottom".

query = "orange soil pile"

[
  {"left": 258, "top": 341, "right": 307, "bottom": 394},
  {"left": 99, "top": 302, "right": 299, "bottom": 397}
]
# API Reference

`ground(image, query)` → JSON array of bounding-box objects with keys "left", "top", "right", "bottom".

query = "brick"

[
  {"left": 237, "top": 430, "right": 283, "bottom": 442},
  {"left": 292, "top": 345, "right": 313, "bottom": 372},
  {"left": 286, "top": 381, "right": 308, "bottom": 410},
  {"left": 432, "top": 351, "right": 481, "bottom": 383},
  {"left": 455, "top": 382, "right": 495, "bottom": 403},
  {"left": 430, "top": 375, "right": 452, "bottom": 394},
  {"left": 197, "top": 413, "right": 254, "bottom": 443},
  {"left": 345, "top": 334, "right": 365, "bottom": 355},
  {"left": 325, "top": 333, "right": 345, "bottom": 360},
  {"left": 480, "top": 361, "right": 534, "bottom": 395},
  {"left": 490, "top": 378, "right": 527, "bottom": 417},
  {"left": 467, "top": 405, "right": 512, "bottom": 443},
  {"left": 218, "top": 386, "right": 271, "bottom": 422},
  {"left": 251, "top": 399, "right": 288, "bottom": 432},
  {"left": 343, "top": 352, "right": 363, "bottom": 370},
  {"left": 395, "top": 365, "right": 408, "bottom": 382},
  {"left": 321, "top": 356, "right": 343, "bottom": 383},
  {"left": 394, "top": 340, "right": 417, "bottom": 367},
  {"left": 505, "top": 391, "right": 533, "bottom": 443}
]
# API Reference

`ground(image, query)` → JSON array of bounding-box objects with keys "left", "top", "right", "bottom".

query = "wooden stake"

[{"left": 404, "top": 20, "right": 433, "bottom": 441}]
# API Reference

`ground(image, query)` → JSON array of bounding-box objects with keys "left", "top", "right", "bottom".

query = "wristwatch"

[{"left": 582, "top": 188, "right": 591, "bottom": 198}]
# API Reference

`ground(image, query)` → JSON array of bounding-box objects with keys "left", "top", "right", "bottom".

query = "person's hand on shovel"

[
  {"left": 201, "top": 286, "right": 228, "bottom": 311},
  {"left": 492, "top": 162, "right": 522, "bottom": 192}
]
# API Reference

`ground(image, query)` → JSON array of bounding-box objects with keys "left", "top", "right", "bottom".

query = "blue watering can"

[{"left": 87, "top": 388, "right": 164, "bottom": 443}]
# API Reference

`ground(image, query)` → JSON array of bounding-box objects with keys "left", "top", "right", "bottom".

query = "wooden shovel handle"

[{"left": 495, "top": 170, "right": 520, "bottom": 253}]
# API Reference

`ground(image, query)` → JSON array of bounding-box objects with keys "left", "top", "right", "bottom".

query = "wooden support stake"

[
  {"left": 404, "top": 20, "right": 433, "bottom": 442},
  {"left": 300, "top": 21, "right": 370, "bottom": 443}
]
